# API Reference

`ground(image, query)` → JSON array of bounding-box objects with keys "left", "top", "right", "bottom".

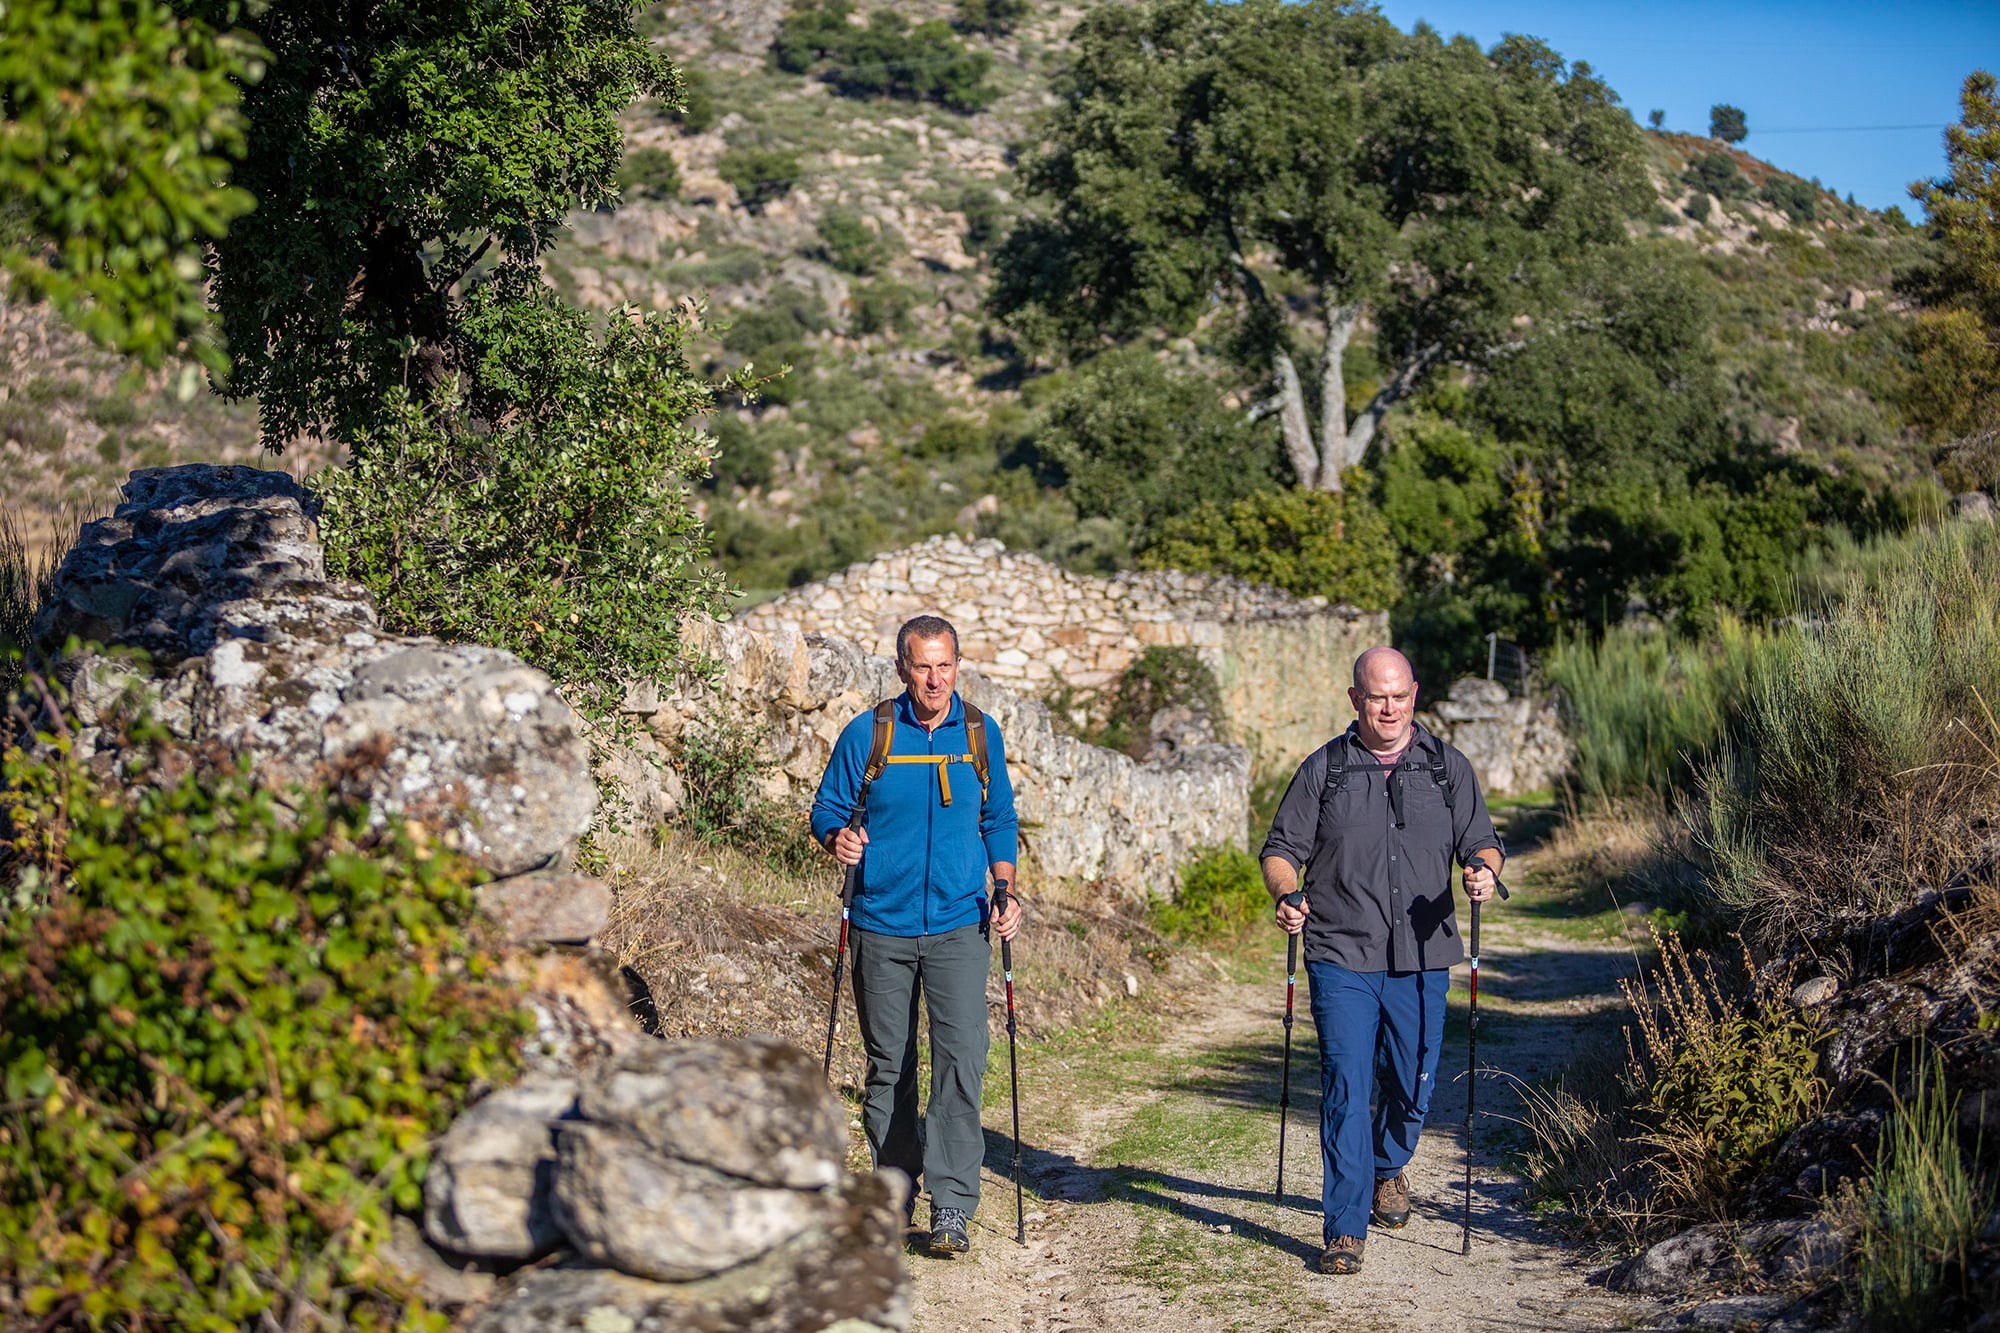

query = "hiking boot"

[
  {"left": 1372, "top": 1172, "right": 1411, "bottom": 1229},
  {"left": 927, "top": 1205, "right": 970, "bottom": 1255},
  {"left": 1319, "top": 1234, "right": 1365, "bottom": 1274}
]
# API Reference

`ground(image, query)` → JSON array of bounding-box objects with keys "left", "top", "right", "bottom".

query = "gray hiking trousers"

[{"left": 849, "top": 921, "right": 992, "bottom": 1216}]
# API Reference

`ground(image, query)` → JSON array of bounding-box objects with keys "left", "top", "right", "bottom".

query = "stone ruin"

[
  {"left": 740, "top": 534, "right": 1570, "bottom": 799},
  {"left": 31, "top": 465, "right": 910, "bottom": 1330}
]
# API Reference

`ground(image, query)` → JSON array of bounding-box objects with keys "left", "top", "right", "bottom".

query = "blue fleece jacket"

[{"left": 810, "top": 692, "right": 1019, "bottom": 938}]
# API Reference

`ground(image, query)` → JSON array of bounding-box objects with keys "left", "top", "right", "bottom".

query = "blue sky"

[{"left": 1370, "top": 0, "right": 1999, "bottom": 214}]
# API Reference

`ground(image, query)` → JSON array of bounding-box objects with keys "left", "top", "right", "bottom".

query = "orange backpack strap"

[
  {"left": 862, "top": 699, "right": 897, "bottom": 799},
  {"left": 962, "top": 701, "right": 991, "bottom": 804}
]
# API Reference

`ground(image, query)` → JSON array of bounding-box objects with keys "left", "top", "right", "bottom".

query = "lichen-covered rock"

[
  {"left": 551, "top": 1123, "right": 822, "bottom": 1281},
  {"left": 36, "top": 465, "right": 596, "bottom": 876},
  {"left": 1418, "top": 675, "right": 1571, "bottom": 799},
  {"left": 424, "top": 1077, "right": 580, "bottom": 1259},
  {"left": 478, "top": 872, "right": 613, "bottom": 945},
  {"left": 471, "top": 1171, "right": 910, "bottom": 1333},
  {"left": 579, "top": 1037, "right": 846, "bottom": 1189}
]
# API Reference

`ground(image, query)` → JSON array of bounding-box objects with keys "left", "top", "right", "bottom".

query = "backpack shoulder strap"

[
  {"left": 962, "top": 700, "right": 991, "bottom": 803},
  {"left": 1421, "top": 733, "right": 1457, "bottom": 811},
  {"left": 862, "top": 699, "right": 897, "bottom": 792},
  {"left": 1322, "top": 733, "right": 1352, "bottom": 792}
]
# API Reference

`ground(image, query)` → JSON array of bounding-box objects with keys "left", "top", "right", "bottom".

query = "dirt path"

[{"left": 900, "top": 827, "right": 1670, "bottom": 1333}]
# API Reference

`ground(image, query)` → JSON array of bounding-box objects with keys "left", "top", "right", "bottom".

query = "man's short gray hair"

[{"left": 897, "top": 614, "right": 961, "bottom": 666}]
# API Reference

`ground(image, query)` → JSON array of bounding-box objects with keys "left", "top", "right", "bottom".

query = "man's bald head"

[
  {"left": 1348, "top": 646, "right": 1419, "bottom": 752},
  {"left": 1353, "top": 646, "right": 1415, "bottom": 692}
]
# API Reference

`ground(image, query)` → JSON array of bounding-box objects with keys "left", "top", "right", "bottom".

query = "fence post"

[{"left": 1485, "top": 632, "right": 1497, "bottom": 682}]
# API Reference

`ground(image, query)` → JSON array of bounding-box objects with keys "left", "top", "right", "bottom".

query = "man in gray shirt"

[{"left": 1260, "top": 646, "right": 1503, "bottom": 1275}]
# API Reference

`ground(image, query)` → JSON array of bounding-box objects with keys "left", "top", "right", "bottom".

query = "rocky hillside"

[
  {"left": 560, "top": 0, "right": 1938, "bottom": 601},
  {"left": 0, "top": 0, "right": 1940, "bottom": 594}
]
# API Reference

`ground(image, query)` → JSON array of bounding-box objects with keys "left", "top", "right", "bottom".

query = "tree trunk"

[
  {"left": 1271, "top": 349, "right": 1318, "bottom": 490},
  {"left": 1343, "top": 343, "right": 1442, "bottom": 470},
  {"left": 1314, "top": 303, "right": 1360, "bottom": 492}
]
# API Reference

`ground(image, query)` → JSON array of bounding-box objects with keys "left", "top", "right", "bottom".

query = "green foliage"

[
  {"left": 1852, "top": 1052, "right": 1988, "bottom": 1332},
  {"left": 1905, "top": 71, "right": 2000, "bottom": 439},
  {"left": 0, "top": 0, "right": 256, "bottom": 369},
  {"left": 814, "top": 209, "right": 884, "bottom": 275},
  {"left": 1148, "top": 846, "right": 1266, "bottom": 940},
  {"left": 671, "top": 67, "right": 717, "bottom": 132},
  {"left": 1708, "top": 103, "right": 1747, "bottom": 144},
  {"left": 0, "top": 747, "right": 527, "bottom": 1330},
  {"left": 850, "top": 277, "right": 914, "bottom": 335},
  {"left": 1545, "top": 621, "right": 1761, "bottom": 809},
  {"left": 992, "top": 0, "right": 1650, "bottom": 488},
  {"left": 957, "top": 186, "right": 1004, "bottom": 254},
  {"left": 955, "top": 0, "right": 1030, "bottom": 36},
  {"left": 620, "top": 146, "right": 682, "bottom": 202},
  {"left": 1682, "top": 150, "right": 1748, "bottom": 201},
  {"left": 1030, "top": 349, "right": 1284, "bottom": 541},
  {"left": 772, "top": 1, "right": 995, "bottom": 112},
  {"left": 1757, "top": 175, "right": 1818, "bottom": 223},
  {"left": 316, "top": 292, "right": 732, "bottom": 718},
  {"left": 1146, "top": 489, "right": 1398, "bottom": 610},
  {"left": 1937, "top": 429, "right": 2000, "bottom": 494},
  {"left": 674, "top": 714, "right": 816, "bottom": 875},
  {"left": 1682, "top": 521, "right": 2000, "bottom": 942},
  {"left": 1087, "top": 646, "right": 1223, "bottom": 758},
  {"left": 718, "top": 145, "right": 801, "bottom": 213},
  {"left": 203, "top": 0, "right": 676, "bottom": 449}
]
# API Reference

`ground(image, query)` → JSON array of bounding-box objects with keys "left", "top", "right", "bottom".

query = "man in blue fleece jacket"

[{"left": 812, "top": 614, "right": 1022, "bottom": 1257}]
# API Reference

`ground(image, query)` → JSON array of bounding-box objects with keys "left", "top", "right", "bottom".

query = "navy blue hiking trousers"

[{"left": 1304, "top": 960, "right": 1450, "bottom": 1242}]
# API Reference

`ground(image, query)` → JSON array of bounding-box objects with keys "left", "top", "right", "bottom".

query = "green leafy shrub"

[
  {"left": 618, "top": 145, "right": 681, "bottom": 201},
  {"left": 1682, "top": 151, "right": 1748, "bottom": 201},
  {"left": 1757, "top": 175, "right": 1818, "bottom": 223},
  {"left": 771, "top": 1, "right": 995, "bottom": 112},
  {"left": 956, "top": 0, "right": 1030, "bottom": 35},
  {"left": 1523, "top": 931, "right": 1826, "bottom": 1243},
  {"left": 675, "top": 714, "right": 817, "bottom": 875},
  {"left": 1144, "top": 489, "right": 1398, "bottom": 610},
  {"left": 317, "top": 286, "right": 732, "bottom": 719},
  {"left": 1937, "top": 428, "right": 2000, "bottom": 495},
  {"left": 1031, "top": 348, "right": 1285, "bottom": 542},
  {"left": 813, "top": 209, "right": 884, "bottom": 275},
  {"left": 850, "top": 278, "right": 915, "bottom": 336},
  {"left": 718, "top": 146, "right": 801, "bottom": 212},
  {"left": 1093, "top": 646, "right": 1222, "bottom": 758},
  {"left": 0, "top": 745, "right": 527, "bottom": 1330},
  {"left": 670, "top": 67, "right": 716, "bottom": 133},
  {"left": 1148, "top": 846, "right": 1266, "bottom": 940},
  {"left": 1852, "top": 1052, "right": 1989, "bottom": 1332},
  {"left": 957, "top": 185, "right": 1004, "bottom": 254}
]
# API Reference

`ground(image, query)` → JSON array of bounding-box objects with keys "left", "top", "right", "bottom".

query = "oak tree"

[{"left": 991, "top": 0, "right": 1648, "bottom": 491}]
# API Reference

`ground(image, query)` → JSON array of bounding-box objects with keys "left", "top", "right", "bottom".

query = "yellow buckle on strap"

[{"left": 882, "top": 753, "right": 977, "bottom": 806}]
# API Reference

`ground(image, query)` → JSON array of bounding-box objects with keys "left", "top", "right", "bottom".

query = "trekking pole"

[
  {"left": 993, "top": 878, "right": 1025, "bottom": 1245},
  {"left": 1462, "top": 860, "right": 1509, "bottom": 1256},
  {"left": 1274, "top": 889, "right": 1306, "bottom": 1205},
  {"left": 822, "top": 808, "right": 864, "bottom": 1081}
]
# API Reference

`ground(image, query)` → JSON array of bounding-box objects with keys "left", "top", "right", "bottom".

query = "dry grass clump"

[{"left": 1523, "top": 929, "right": 1828, "bottom": 1248}]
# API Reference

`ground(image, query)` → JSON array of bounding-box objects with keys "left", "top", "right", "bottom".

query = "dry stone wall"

[
  {"left": 740, "top": 535, "right": 1387, "bottom": 778},
  {"left": 612, "top": 617, "right": 1251, "bottom": 892},
  {"left": 1417, "top": 677, "right": 1572, "bottom": 801}
]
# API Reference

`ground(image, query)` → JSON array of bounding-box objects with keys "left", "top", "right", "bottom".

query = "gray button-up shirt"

[{"left": 1259, "top": 723, "right": 1501, "bottom": 973}]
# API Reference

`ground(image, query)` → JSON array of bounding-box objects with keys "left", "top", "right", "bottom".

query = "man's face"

[
  {"left": 1348, "top": 659, "right": 1418, "bottom": 750},
  {"left": 898, "top": 634, "right": 959, "bottom": 716}
]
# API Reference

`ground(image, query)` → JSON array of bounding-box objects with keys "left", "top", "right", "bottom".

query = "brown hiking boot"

[
  {"left": 1318, "top": 1234, "right": 1365, "bottom": 1274},
  {"left": 1372, "top": 1172, "right": 1411, "bottom": 1229}
]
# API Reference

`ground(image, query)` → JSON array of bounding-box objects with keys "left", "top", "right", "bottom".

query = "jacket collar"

[{"left": 896, "top": 690, "right": 963, "bottom": 731}]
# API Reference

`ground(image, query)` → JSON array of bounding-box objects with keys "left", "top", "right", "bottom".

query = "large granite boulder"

[
  {"left": 423, "top": 1077, "right": 580, "bottom": 1259},
  {"left": 35, "top": 465, "right": 595, "bottom": 875}
]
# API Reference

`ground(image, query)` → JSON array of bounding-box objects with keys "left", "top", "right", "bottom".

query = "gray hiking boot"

[
  {"left": 928, "top": 1205, "right": 970, "bottom": 1255},
  {"left": 1319, "top": 1234, "right": 1365, "bottom": 1274},
  {"left": 1372, "top": 1171, "right": 1411, "bottom": 1229}
]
